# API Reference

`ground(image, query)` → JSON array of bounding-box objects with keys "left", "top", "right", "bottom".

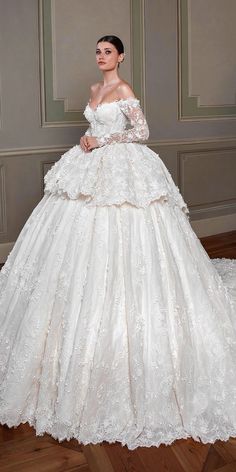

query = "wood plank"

[
  {"left": 171, "top": 438, "right": 210, "bottom": 472},
  {"left": 201, "top": 444, "right": 227, "bottom": 472},
  {"left": 212, "top": 462, "right": 236, "bottom": 472},
  {"left": 82, "top": 444, "right": 115, "bottom": 472},
  {"left": 0, "top": 425, "right": 90, "bottom": 472},
  {"left": 200, "top": 231, "right": 236, "bottom": 259}
]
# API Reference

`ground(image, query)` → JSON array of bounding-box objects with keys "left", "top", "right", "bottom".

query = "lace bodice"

[
  {"left": 83, "top": 97, "right": 149, "bottom": 146},
  {"left": 43, "top": 98, "right": 189, "bottom": 213}
]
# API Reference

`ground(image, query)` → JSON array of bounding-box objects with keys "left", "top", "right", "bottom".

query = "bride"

[{"left": 0, "top": 35, "right": 236, "bottom": 450}]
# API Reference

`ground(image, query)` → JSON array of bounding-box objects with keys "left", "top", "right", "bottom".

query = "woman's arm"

[
  {"left": 97, "top": 83, "right": 149, "bottom": 146},
  {"left": 96, "top": 97, "right": 149, "bottom": 147},
  {"left": 85, "top": 83, "right": 149, "bottom": 151}
]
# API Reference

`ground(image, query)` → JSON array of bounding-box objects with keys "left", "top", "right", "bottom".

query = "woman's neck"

[{"left": 102, "top": 70, "right": 120, "bottom": 87}]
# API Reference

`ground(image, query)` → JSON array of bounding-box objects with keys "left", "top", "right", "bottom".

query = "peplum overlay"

[
  {"left": 44, "top": 142, "right": 189, "bottom": 212},
  {"left": 44, "top": 99, "right": 189, "bottom": 213}
]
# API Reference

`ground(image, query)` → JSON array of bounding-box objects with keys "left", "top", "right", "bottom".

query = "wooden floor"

[
  {"left": 0, "top": 230, "right": 236, "bottom": 471},
  {"left": 2, "top": 424, "right": 236, "bottom": 472},
  {"left": 200, "top": 230, "right": 236, "bottom": 259}
]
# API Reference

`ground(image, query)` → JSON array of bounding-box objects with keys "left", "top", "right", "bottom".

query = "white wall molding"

[
  {"left": 0, "top": 165, "right": 7, "bottom": 235},
  {"left": 0, "top": 242, "right": 14, "bottom": 263},
  {"left": 191, "top": 213, "right": 236, "bottom": 238},
  {"left": 0, "top": 145, "right": 71, "bottom": 157},
  {"left": 1, "top": 133, "right": 236, "bottom": 158}
]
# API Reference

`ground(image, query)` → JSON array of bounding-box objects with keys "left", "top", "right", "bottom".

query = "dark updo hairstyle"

[{"left": 96, "top": 35, "right": 124, "bottom": 67}]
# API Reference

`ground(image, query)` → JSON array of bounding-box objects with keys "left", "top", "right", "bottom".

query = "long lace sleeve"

[
  {"left": 96, "top": 97, "right": 149, "bottom": 147},
  {"left": 85, "top": 126, "right": 92, "bottom": 136}
]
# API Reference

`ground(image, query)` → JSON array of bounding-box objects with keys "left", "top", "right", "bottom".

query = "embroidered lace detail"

[
  {"left": 0, "top": 196, "right": 236, "bottom": 449},
  {"left": 1, "top": 97, "right": 236, "bottom": 450},
  {"left": 43, "top": 99, "right": 188, "bottom": 212},
  {"left": 95, "top": 98, "right": 149, "bottom": 146},
  {"left": 84, "top": 127, "right": 92, "bottom": 136}
]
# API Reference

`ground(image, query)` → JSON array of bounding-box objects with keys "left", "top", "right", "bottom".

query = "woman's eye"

[{"left": 105, "top": 50, "right": 111, "bottom": 55}]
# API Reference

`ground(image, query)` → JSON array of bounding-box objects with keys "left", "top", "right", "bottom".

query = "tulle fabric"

[{"left": 1, "top": 192, "right": 236, "bottom": 449}]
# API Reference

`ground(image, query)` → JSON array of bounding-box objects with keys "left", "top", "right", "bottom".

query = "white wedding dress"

[{"left": 0, "top": 97, "right": 236, "bottom": 450}]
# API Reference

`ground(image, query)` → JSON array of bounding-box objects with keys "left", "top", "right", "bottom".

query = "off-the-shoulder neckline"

[{"left": 86, "top": 96, "right": 140, "bottom": 112}]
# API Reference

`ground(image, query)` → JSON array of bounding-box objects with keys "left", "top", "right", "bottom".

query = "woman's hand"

[
  {"left": 85, "top": 136, "right": 99, "bottom": 151},
  {"left": 80, "top": 135, "right": 90, "bottom": 152},
  {"left": 80, "top": 135, "right": 99, "bottom": 152}
]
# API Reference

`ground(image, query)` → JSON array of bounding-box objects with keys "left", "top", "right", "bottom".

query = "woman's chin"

[{"left": 97, "top": 63, "right": 114, "bottom": 71}]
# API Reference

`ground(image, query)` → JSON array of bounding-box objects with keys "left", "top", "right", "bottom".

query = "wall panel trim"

[
  {"left": 38, "top": 0, "right": 145, "bottom": 127},
  {"left": 0, "top": 165, "right": 7, "bottom": 235},
  {"left": 177, "top": 0, "right": 236, "bottom": 120}
]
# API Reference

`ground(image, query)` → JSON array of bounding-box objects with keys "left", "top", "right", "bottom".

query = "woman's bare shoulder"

[
  {"left": 117, "top": 80, "right": 136, "bottom": 99},
  {"left": 89, "top": 81, "right": 102, "bottom": 97}
]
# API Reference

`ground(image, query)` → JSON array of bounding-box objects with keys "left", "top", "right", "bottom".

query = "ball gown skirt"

[{"left": 0, "top": 98, "right": 236, "bottom": 450}]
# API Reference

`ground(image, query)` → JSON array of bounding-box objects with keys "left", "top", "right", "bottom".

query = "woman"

[{"left": 0, "top": 35, "right": 236, "bottom": 450}]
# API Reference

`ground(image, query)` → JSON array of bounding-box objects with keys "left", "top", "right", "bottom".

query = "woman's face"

[{"left": 96, "top": 41, "right": 124, "bottom": 71}]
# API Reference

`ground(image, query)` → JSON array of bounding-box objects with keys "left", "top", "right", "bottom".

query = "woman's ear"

[{"left": 118, "top": 53, "right": 125, "bottom": 64}]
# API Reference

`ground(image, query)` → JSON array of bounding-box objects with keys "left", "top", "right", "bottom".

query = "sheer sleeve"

[
  {"left": 85, "top": 126, "right": 92, "bottom": 136},
  {"left": 96, "top": 97, "right": 149, "bottom": 147}
]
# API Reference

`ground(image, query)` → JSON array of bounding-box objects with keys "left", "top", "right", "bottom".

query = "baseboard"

[
  {"left": 190, "top": 212, "right": 236, "bottom": 238},
  {"left": 0, "top": 242, "right": 14, "bottom": 263}
]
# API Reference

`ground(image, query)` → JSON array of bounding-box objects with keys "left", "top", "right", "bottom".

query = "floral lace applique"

[{"left": 96, "top": 98, "right": 149, "bottom": 147}]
